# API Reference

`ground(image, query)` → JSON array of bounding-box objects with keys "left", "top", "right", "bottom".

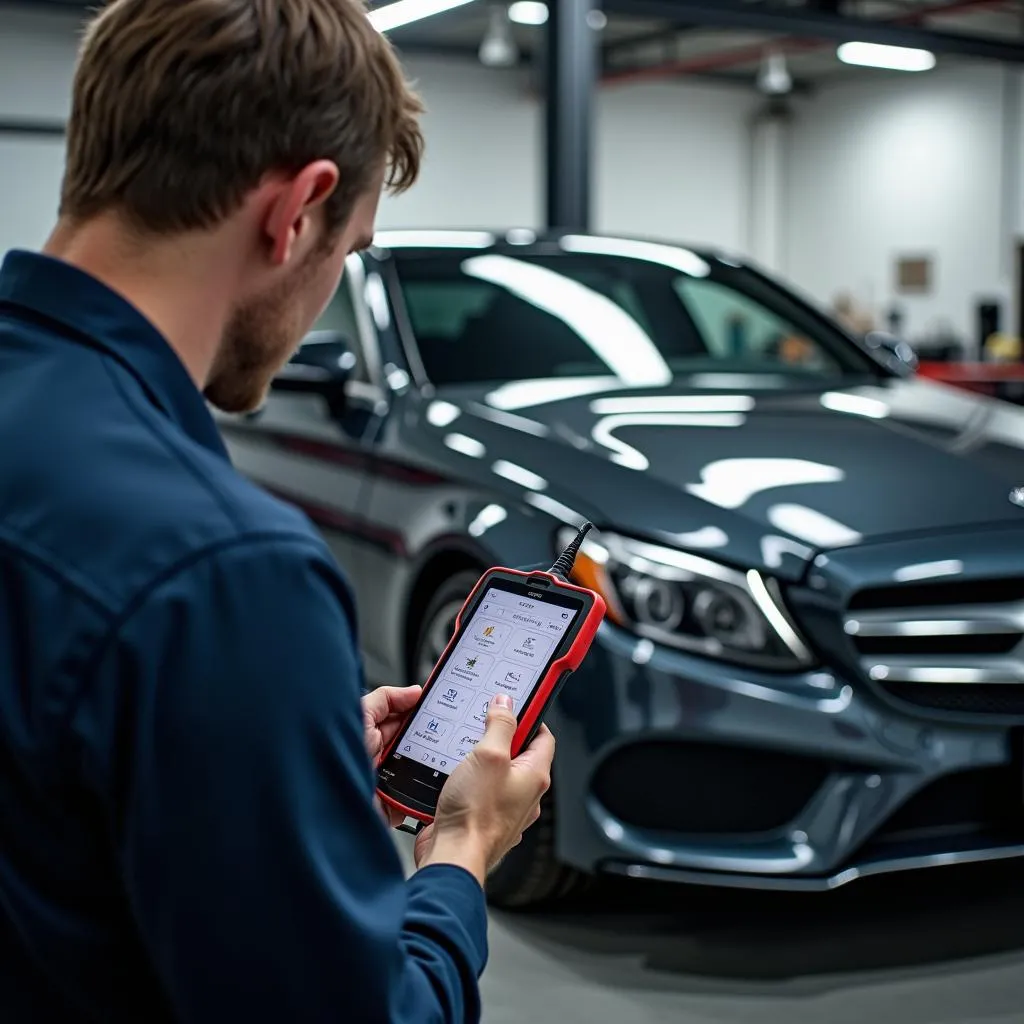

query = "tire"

[{"left": 412, "top": 570, "right": 589, "bottom": 910}]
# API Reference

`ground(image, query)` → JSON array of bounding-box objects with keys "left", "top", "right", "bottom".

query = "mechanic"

[{"left": 0, "top": 1, "right": 554, "bottom": 1022}]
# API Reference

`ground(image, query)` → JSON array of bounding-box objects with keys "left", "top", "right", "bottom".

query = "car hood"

[{"left": 417, "top": 375, "right": 1024, "bottom": 579}]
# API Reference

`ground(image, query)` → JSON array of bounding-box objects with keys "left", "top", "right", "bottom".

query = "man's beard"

[{"left": 204, "top": 254, "right": 319, "bottom": 415}]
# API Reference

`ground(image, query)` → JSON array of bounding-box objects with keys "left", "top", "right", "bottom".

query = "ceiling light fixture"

[
  {"left": 479, "top": 4, "right": 519, "bottom": 66},
  {"left": 757, "top": 49, "right": 792, "bottom": 96},
  {"left": 508, "top": 0, "right": 547, "bottom": 25},
  {"left": 369, "top": 0, "right": 478, "bottom": 33},
  {"left": 837, "top": 41, "right": 936, "bottom": 72}
]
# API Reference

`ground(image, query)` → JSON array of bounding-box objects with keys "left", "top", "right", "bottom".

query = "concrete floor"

[{"left": 398, "top": 837, "right": 1024, "bottom": 1024}]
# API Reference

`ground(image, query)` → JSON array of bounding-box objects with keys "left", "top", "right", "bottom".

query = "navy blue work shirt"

[{"left": 0, "top": 250, "right": 487, "bottom": 1023}]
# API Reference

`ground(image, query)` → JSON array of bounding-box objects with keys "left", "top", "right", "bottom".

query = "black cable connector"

[{"left": 548, "top": 522, "right": 594, "bottom": 583}]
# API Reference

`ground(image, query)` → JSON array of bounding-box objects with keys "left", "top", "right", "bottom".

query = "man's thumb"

[{"left": 480, "top": 693, "right": 517, "bottom": 752}]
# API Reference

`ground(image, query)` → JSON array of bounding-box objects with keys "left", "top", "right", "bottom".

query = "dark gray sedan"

[{"left": 220, "top": 230, "right": 1024, "bottom": 907}]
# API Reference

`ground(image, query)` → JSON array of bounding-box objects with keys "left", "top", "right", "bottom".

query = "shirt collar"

[{"left": 0, "top": 250, "right": 229, "bottom": 461}]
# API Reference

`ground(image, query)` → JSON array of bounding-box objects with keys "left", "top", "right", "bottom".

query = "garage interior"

[{"left": 5, "top": 0, "right": 1024, "bottom": 1022}]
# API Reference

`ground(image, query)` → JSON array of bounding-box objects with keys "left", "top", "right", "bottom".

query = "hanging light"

[
  {"left": 757, "top": 49, "right": 792, "bottom": 96},
  {"left": 479, "top": 4, "right": 519, "bottom": 66}
]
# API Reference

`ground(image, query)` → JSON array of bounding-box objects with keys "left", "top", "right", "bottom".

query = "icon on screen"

[
  {"left": 465, "top": 657, "right": 478, "bottom": 670},
  {"left": 506, "top": 670, "right": 521, "bottom": 684},
  {"left": 427, "top": 719, "right": 440, "bottom": 734},
  {"left": 561, "top": 612, "right": 569, "bottom": 620},
  {"left": 403, "top": 744, "right": 412, "bottom": 752},
  {"left": 444, "top": 687, "right": 458, "bottom": 702},
  {"left": 523, "top": 637, "right": 535, "bottom": 649},
  {"left": 482, "top": 700, "right": 490, "bottom": 715},
  {"left": 482, "top": 626, "right": 495, "bottom": 638},
  {"left": 440, "top": 760, "right": 447, "bottom": 768}
]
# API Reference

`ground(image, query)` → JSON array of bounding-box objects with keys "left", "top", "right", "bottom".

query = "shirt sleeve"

[{"left": 70, "top": 534, "right": 488, "bottom": 1024}]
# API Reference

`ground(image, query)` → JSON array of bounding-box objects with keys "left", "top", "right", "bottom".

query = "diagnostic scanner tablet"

[{"left": 376, "top": 524, "right": 606, "bottom": 827}]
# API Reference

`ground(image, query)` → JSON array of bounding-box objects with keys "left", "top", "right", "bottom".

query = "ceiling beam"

[{"left": 599, "top": 0, "right": 1024, "bottom": 63}]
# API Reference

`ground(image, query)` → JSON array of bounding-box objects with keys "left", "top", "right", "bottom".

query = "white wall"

[
  {"left": 379, "top": 57, "right": 758, "bottom": 252},
  {"left": 785, "top": 63, "right": 1016, "bottom": 350},
  {"left": 0, "top": 6, "right": 757, "bottom": 257},
  {"left": 0, "top": 6, "right": 79, "bottom": 255}
]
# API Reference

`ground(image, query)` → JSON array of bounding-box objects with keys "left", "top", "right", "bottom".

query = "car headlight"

[{"left": 560, "top": 528, "right": 814, "bottom": 670}]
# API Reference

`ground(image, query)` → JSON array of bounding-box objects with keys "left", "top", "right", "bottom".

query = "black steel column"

[{"left": 545, "top": 0, "right": 596, "bottom": 234}]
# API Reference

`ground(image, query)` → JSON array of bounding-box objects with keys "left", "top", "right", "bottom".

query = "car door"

[{"left": 219, "top": 255, "right": 388, "bottom": 620}]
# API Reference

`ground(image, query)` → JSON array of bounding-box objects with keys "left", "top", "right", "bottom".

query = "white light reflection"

[
  {"left": 687, "top": 458, "right": 844, "bottom": 510},
  {"left": 364, "top": 273, "right": 391, "bottom": 331},
  {"left": 462, "top": 255, "right": 672, "bottom": 386},
  {"left": 506, "top": 228, "right": 537, "bottom": 244},
  {"left": 469, "top": 403, "right": 549, "bottom": 437},
  {"left": 468, "top": 504, "right": 508, "bottom": 537},
  {"left": 426, "top": 401, "right": 461, "bottom": 427},
  {"left": 524, "top": 492, "right": 587, "bottom": 526},
  {"left": 691, "top": 373, "right": 789, "bottom": 390},
  {"left": 374, "top": 230, "right": 495, "bottom": 249},
  {"left": 560, "top": 235, "right": 711, "bottom": 278},
  {"left": 591, "top": 395, "right": 754, "bottom": 415},
  {"left": 493, "top": 460, "right": 548, "bottom": 491},
  {"left": 667, "top": 526, "right": 729, "bottom": 549},
  {"left": 444, "top": 433, "right": 486, "bottom": 458},
  {"left": 485, "top": 376, "right": 619, "bottom": 411},
  {"left": 820, "top": 392, "right": 890, "bottom": 420},
  {"left": 893, "top": 559, "right": 964, "bottom": 583},
  {"left": 761, "top": 534, "right": 814, "bottom": 569},
  {"left": 594, "top": 414, "right": 746, "bottom": 472},
  {"left": 768, "top": 504, "right": 862, "bottom": 548}
]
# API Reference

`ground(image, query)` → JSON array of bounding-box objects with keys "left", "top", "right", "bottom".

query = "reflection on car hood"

[{"left": 421, "top": 375, "right": 1024, "bottom": 579}]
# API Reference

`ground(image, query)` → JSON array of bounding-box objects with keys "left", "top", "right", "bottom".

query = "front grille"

[
  {"left": 592, "top": 741, "right": 829, "bottom": 836},
  {"left": 845, "top": 577, "right": 1024, "bottom": 717}
]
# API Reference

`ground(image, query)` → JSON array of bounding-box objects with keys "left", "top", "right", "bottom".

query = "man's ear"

[{"left": 264, "top": 160, "right": 340, "bottom": 267}]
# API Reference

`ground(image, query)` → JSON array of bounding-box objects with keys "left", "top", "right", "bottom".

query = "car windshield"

[{"left": 391, "top": 245, "right": 878, "bottom": 387}]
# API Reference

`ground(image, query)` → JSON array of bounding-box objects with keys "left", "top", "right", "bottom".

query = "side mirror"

[
  {"left": 272, "top": 331, "right": 357, "bottom": 412},
  {"left": 864, "top": 331, "right": 919, "bottom": 377}
]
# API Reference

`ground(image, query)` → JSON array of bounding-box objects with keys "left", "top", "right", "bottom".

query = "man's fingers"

[
  {"left": 513, "top": 724, "right": 555, "bottom": 775},
  {"left": 476, "top": 693, "right": 518, "bottom": 755},
  {"left": 364, "top": 684, "right": 422, "bottom": 723}
]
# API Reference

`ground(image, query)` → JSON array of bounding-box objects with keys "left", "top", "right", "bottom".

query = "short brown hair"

[{"left": 61, "top": 0, "right": 424, "bottom": 235}]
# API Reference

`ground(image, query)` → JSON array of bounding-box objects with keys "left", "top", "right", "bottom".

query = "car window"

[
  {"left": 675, "top": 277, "right": 842, "bottom": 374},
  {"left": 394, "top": 252, "right": 874, "bottom": 387},
  {"left": 308, "top": 278, "right": 368, "bottom": 381}
]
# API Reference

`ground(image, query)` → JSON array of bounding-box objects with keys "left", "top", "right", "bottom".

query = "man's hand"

[
  {"left": 415, "top": 693, "right": 554, "bottom": 886},
  {"left": 362, "top": 685, "right": 422, "bottom": 827}
]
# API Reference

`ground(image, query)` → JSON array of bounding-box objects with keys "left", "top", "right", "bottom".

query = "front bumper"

[{"left": 549, "top": 621, "right": 1024, "bottom": 889}]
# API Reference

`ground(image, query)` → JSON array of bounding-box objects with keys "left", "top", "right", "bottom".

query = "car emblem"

[{"left": 1011, "top": 487, "right": 1024, "bottom": 507}]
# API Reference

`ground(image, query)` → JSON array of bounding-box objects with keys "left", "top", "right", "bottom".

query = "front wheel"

[{"left": 412, "top": 571, "right": 589, "bottom": 909}]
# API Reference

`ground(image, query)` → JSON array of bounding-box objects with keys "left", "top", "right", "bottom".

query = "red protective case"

[{"left": 377, "top": 567, "right": 606, "bottom": 825}]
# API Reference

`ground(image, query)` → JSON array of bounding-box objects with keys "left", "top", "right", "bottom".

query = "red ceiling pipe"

[{"left": 602, "top": 0, "right": 1015, "bottom": 87}]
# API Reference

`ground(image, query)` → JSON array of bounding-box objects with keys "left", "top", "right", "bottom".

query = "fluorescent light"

[
  {"left": 837, "top": 42, "right": 936, "bottom": 72},
  {"left": 508, "top": 1, "right": 547, "bottom": 24},
  {"left": 369, "top": 0, "right": 478, "bottom": 32}
]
